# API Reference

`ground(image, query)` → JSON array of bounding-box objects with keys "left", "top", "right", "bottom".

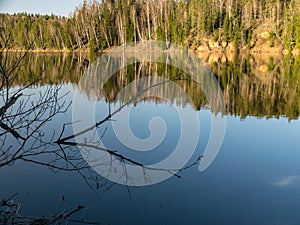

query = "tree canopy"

[{"left": 0, "top": 0, "right": 299, "bottom": 52}]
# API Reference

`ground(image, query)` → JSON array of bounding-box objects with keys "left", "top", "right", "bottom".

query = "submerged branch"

[{"left": 0, "top": 194, "right": 99, "bottom": 225}]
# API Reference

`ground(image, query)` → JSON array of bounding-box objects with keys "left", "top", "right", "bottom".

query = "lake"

[{"left": 1, "top": 47, "right": 300, "bottom": 225}]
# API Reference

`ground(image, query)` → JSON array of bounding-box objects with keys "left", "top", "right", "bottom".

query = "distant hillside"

[{"left": 0, "top": 0, "right": 299, "bottom": 54}]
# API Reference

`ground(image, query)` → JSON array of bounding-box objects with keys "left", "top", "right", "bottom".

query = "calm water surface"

[{"left": 1, "top": 52, "right": 300, "bottom": 225}]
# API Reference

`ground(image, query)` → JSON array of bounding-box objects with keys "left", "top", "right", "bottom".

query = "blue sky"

[{"left": 0, "top": 0, "right": 85, "bottom": 17}]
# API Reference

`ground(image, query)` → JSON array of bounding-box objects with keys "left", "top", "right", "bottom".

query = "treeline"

[{"left": 0, "top": 0, "right": 300, "bottom": 52}]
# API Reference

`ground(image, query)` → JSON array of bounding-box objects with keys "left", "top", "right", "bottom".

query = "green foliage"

[
  {"left": 245, "top": 29, "right": 252, "bottom": 50},
  {"left": 213, "top": 30, "right": 219, "bottom": 42},
  {"left": 88, "top": 37, "right": 98, "bottom": 52},
  {"left": 0, "top": 0, "right": 299, "bottom": 51},
  {"left": 269, "top": 31, "right": 276, "bottom": 47}
]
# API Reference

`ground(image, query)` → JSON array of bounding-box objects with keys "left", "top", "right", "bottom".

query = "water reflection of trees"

[
  {"left": 2, "top": 48, "right": 299, "bottom": 222},
  {"left": 1, "top": 52, "right": 88, "bottom": 86},
  {"left": 0, "top": 45, "right": 98, "bottom": 223},
  {"left": 211, "top": 54, "right": 300, "bottom": 120},
  {"left": 78, "top": 60, "right": 208, "bottom": 110},
  {"left": 0, "top": 48, "right": 205, "bottom": 222},
  {"left": 0, "top": 51, "right": 69, "bottom": 169},
  {"left": 5, "top": 53, "right": 300, "bottom": 120},
  {"left": 0, "top": 48, "right": 203, "bottom": 190},
  {"left": 78, "top": 54, "right": 300, "bottom": 120}
]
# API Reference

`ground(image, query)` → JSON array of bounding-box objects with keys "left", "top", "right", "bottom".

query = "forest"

[{"left": 0, "top": 0, "right": 300, "bottom": 53}]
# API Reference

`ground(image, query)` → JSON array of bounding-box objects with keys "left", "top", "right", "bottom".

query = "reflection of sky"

[
  {"left": 95, "top": 99, "right": 203, "bottom": 165},
  {"left": 1, "top": 84, "right": 300, "bottom": 224},
  {"left": 272, "top": 176, "right": 300, "bottom": 187}
]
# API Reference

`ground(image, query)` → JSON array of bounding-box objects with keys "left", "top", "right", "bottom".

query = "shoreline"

[
  {"left": 2, "top": 47, "right": 300, "bottom": 56},
  {"left": 1, "top": 49, "right": 89, "bottom": 53}
]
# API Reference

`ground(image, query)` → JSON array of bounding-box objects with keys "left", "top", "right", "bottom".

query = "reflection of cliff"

[
  {"left": 5, "top": 53, "right": 300, "bottom": 120},
  {"left": 207, "top": 54, "right": 300, "bottom": 120},
  {"left": 78, "top": 53, "right": 300, "bottom": 120}
]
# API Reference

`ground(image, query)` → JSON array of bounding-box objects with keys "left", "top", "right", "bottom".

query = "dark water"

[{"left": 1, "top": 52, "right": 300, "bottom": 225}]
